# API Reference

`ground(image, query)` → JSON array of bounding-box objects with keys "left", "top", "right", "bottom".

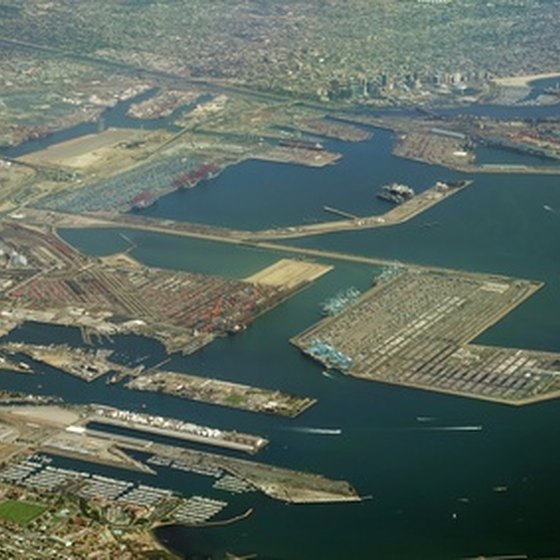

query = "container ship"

[{"left": 376, "top": 183, "right": 415, "bottom": 204}]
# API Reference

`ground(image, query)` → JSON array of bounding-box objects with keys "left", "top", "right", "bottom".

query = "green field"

[{"left": 0, "top": 500, "right": 47, "bottom": 525}]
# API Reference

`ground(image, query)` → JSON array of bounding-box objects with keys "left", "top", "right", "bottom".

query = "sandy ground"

[
  {"left": 245, "top": 258, "right": 332, "bottom": 288},
  {"left": 100, "top": 253, "right": 140, "bottom": 267},
  {"left": 20, "top": 128, "right": 148, "bottom": 168},
  {"left": 3, "top": 406, "right": 81, "bottom": 427},
  {"left": 493, "top": 71, "right": 560, "bottom": 87}
]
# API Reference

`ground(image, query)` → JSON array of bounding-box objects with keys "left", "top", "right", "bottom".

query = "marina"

[{"left": 0, "top": 454, "right": 229, "bottom": 525}]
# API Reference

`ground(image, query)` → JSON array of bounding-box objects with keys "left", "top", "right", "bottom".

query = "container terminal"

[
  {"left": 292, "top": 268, "right": 560, "bottom": 405},
  {"left": 0, "top": 223, "right": 331, "bottom": 355}
]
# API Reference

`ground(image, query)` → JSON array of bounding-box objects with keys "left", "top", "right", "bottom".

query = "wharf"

[
  {"left": 113, "top": 436, "right": 360, "bottom": 504},
  {"left": 20, "top": 178, "right": 472, "bottom": 244},
  {"left": 292, "top": 267, "right": 560, "bottom": 405},
  {"left": 126, "top": 370, "right": 316, "bottom": 418},
  {"left": 1, "top": 342, "right": 130, "bottom": 382},
  {"left": 87, "top": 405, "right": 268, "bottom": 454},
  {"left": 323, "top": 205, "right": 358, "bottom": 220},
  {"left": 250, "top": 180, "right": 473, "bottom": 240}
]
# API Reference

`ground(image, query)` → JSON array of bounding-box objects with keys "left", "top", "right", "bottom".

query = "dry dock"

[{"left": 292, "top": 267, "right": 560, "bottom": 405}]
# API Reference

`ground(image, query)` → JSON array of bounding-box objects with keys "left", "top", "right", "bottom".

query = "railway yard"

[
  {"left": 0, "top": 223, "right": 330, "bottom": 355},
  {"left": 292, "top": 267, "right": 560, "bottom": 405}
]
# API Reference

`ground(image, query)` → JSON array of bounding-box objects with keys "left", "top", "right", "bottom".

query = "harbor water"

[{"left": 1, "top": 97, "right": 560, "bottom": 558}]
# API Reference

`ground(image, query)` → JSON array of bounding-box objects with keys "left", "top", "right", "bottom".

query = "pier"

[
  {"left": 87, "top": 405, "right": 269, "bottom": 454},
  {"left": 323, "top": 205, "right": 359, "bottom": 220},
  {"left": 126, "top": 370, "right": 316, "bottom": 418}
]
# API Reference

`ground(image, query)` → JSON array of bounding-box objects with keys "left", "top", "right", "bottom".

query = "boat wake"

[
  {"left": 544, "top": 204, "right": 559, "bottom": 216},
  {"left": 412, "top": 425, "right": 483, "bottom": 432},
  {"left": 288, "top": 427, "right": 342, "bottom": 435}
]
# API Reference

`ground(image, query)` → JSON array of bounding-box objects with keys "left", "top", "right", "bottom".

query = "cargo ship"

[
  {"left": 376, "top": 183, "right": 415, "bottom": 204},
  {"left": 172, "top": 163, "right": 220, "bottom": 190},
  {"left": 130, "top": 191, "right": 157, "bottom": 211},
  {"left": 319, "top": 287, "right": 361, "bottom": 316}
]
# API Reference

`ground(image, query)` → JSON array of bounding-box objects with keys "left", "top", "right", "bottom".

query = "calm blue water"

[
  {"left": 138, "top": 130, "right": 464, "bottom": 230},
  {"left": 1, "top": 99, "right": 560, "bottom": 559}
]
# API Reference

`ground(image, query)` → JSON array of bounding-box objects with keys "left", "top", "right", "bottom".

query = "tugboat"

[{"left": 376, "top": 183, "right": 415, "bottom": 204}]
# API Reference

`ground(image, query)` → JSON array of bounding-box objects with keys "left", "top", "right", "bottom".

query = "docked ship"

[
  {"left": 279, "top": 140, "right": 325, "bottom": 151},
  {"left": 130, "top": 191, "right": 157, "bottom": 211},
  {"left": 319, "top": 287, "right": 361, "bottom": 316},
  {"left": 376, "top": 183, "right": 415, "bottom": 204},
  {"left": 172, "top": 163, "right": 220, "bottom": 190},
  {"left": 435, "top": 179, "right": 470, "bottom": 190}
]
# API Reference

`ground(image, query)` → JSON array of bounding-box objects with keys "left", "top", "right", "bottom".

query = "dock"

[
  {"left": 126, "top": 369, "right": 317, "bottom": 417},
  {"left": 323, "top": 205, "right": 358, "bottom": 220},
  {"left": 20, "top": 179, "right": 474, "bottom": 246},
  {"left": 86, "top": 404, "right": 268, "bottom": 454},
  {"left": 117, "top": 439, "right": 361, "bottom": 504}
]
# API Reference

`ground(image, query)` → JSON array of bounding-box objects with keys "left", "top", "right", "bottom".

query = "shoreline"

[{"left": 493, "top": 71, "right": 560, "bottom": 87}]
